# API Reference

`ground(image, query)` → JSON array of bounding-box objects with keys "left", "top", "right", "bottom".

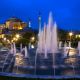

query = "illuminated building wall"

[
  {"left": 5, "top": 18, "right": 27, "bottom": 30},
  {"left": 0, "top": 24, "right": 5, "bottom": 34}
]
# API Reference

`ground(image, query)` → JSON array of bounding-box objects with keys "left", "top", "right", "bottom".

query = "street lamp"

[
  {"left": 13, "top": 37, "right": 17, "bottom": 41},
  {"left": 69, "top": 32, "right": 73, "bottom": 41},
  {"left": 31, "top": 36, "right": 35, "bottom": 42},
  {"left": 3, "top": 37, "right": 6, "bottom": 41},
  {"left": 15, "top": 34, "right": 20, "bottom": 39},
  {"left": 69, "top": 32, "right": 73, "bottom": 47},
  {"left": 76, "top": 35, "right": 78, "bottom": 38},
  {"left": 78, "top": 35, "right": 80, "bottom": 38}
]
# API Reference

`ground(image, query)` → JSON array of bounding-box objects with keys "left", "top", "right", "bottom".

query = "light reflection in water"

[
  {"left": 14, "top": 49, "right": 80, "bottom": 76},
  {"left": 65, "top": 58, "right": 77, "bottom": 64},
  {"left": 69, "top": 48, "right": 77, "bottom": 56},
  {"left": 63, "top": 49, "right": 78, "bottom": 76},
  {"left": 15, "top": 53, "right": 24, "bottom": 66},
  {"left": 69, "top": 49, "right": 76, "bottom": 56},
  {"left": 62, "top": 69, "right": 75, "bottom": 76},
  {"left": 65, "top": 48, "right": 77, "bottom": 64}
]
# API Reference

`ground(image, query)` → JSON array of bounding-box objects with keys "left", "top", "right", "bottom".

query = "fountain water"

[
  {"left": 51, "top": 22, "right": 58, "bottom": 76},
  {"left": 36, "top": 12, "right": 58, "bottom": 76},
  {"left": 69, "top": 41, "right": 71, "bottom": 48},
  {"left": 10, "top": 43, "right": 14, "bottom": 54},
  {"left": 37, "top": 12, "right": 58, "bottom": 59},
  {"left": 59, "top": 41, "right": 62, "bottom": 49},
  {"left": 2, "top": 51, "right": 11, "bottom": 72},
  {"left": 20, "top": 43, "right": 22, "bottom": 53},
  {"left": 13, "top": 43, "right": 16, "bottom": 56},
  {"left": 64, "top": 41, "right": 67, "bottom": 48},
  {"left": 51, "top": 22, "right": 58, "bottom": 54},
  {"left": 29, "top": 43, "right": 31, "bottom": 49},
  {"left": 24, "top": 46, "right": 28, "bottom": 58},
  {"left": 42, "top": 23, "right": 47, "bottom": 58},
  {"left": 78, "top": 41, "right": 80, "bottom": 56},
  {"left": 63, "top": 42, "right": 68, "bottom": 57}
]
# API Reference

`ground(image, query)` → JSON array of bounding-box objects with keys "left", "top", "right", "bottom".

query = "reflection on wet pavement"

[
  {"left": 0, "top": 49, "right": 80, "bottom": 77},
  {"left": 12, "top": 49, "right": 80, "bottom": 76}
]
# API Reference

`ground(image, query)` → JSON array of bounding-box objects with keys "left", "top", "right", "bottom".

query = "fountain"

[
  {"left": 24, "top": 46, "right": 28, "bottom": 58},
  {"left": 59, "top": 41, "right": 62, "bottom": 49},
  {"left": 37, "top": 12, "right": 58, "bottom": 60},
  {"left": 20, "top": 43, "right": 22, "bottom": 53},
  {"left": 10, "top": 43, "right": 14, "bottom": 54},
  {"left": 51, "top": 22, "right": 58, "bottom": 54},
  {"left": 13, "top": 43, "right": 17, "bottom": 56},
  {"left": 29, "top": 43, "right": 31, "bottom": 49},
  {"left": 63, "top": 42, "right": 68, "bottom": 57},
  {"left": 64, "top": 41, "right": 67, "bottom": 48},
  {"left": 69, "top": 41, "right": 71, "bottom": 48},
  {"left": 35, "top": 12, "right": 58, "bottom": 76},
  {"left": 78, "top": 41, "right": 80, "bottom": 56},
  {"left": 0, "top": 12, "right": 80, "bottom": 79}
]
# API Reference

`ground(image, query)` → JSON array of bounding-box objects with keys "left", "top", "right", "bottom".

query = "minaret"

[
  {"left": 28, "top": 18, "right": 31, "bottom": 28},
  {"left": 37, "top": 12, "right": 42, "bottom": 53},
  {"left": 38, "top": 12, "right": 42, "bottom": 32}
]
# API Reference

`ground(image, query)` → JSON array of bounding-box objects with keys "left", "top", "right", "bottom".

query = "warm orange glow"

[
  {"left": 3, "top": 38, "right": 6, "bottom": 41},
  {"left": 76, "top": 35, "right": 78, "bottom": 38},
  {"left": 75, "top": 34, "right": 80, "bottom": 38},
  {"left": 31, "top": 36, "right": 35, "bottom": 41},
  {"left": 13, "top": 37, "right": 16, "bottom": 41},
  {"left": 15, "top": 34, "right": 20, "bottom": 38},
  {"left": 19, "top": 27, "right": 22, "bottom": 30},
  {"left": 69, "top": 32, "right": 73, "bottom": 36},
  {"left": 78, "top": 35, "right": 80, "bottom": 38}
]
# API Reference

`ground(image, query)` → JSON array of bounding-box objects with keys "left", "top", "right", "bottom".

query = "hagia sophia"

[
  {"left": 0, "top": 17, "right": 27, "bottom": 34},
  {"left": 5, "top": 17, "right": 27, "bottom": 30}
]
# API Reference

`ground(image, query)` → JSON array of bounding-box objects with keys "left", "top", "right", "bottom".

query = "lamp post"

[
  {"left": 69, "top": 32, "right": 73, "bottom": 47},
  {"left": 31, "top": 36, "right": 35, "bottom": 42},
  {"left": 69, "top": 32, "right": 73, "bottom": 42},
  {"left": 67, "top": 32, "right": 73, "bottom": 56},
  {"left": 15, "top": 34, "right": 20, "bottom": 39}
]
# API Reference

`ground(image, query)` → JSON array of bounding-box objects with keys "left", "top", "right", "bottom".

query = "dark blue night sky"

[{"left": 0, "top": 0, "right": 80, "bottom": 30}]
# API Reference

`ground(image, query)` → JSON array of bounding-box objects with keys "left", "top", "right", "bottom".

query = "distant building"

[
  {"left": 5, "top": 17, "right": 27, "bottom": 30},
  {"left": 0, "top": 24, "right": 5, "bottom": 34}
]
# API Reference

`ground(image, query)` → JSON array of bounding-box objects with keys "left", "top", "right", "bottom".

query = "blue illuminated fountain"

[
  {"left": 0, "top": 12, "right": 80, "bottom": 79},
  {"left": 37, "top": 12, "right": 58, "bottom": 59}
]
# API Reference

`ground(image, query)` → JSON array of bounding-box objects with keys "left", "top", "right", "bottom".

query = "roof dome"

[{"left": 7, "top": 17, "right": 22, "bottom": 22}]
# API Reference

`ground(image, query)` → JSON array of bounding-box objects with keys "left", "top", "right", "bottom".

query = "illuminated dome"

[{"left": 6, "top": 17, "right": 22, "bottom": 22}]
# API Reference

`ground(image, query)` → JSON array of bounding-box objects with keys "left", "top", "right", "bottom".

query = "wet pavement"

[{"left": 0, "top": 48, "right": 80, "bottom": 78}]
